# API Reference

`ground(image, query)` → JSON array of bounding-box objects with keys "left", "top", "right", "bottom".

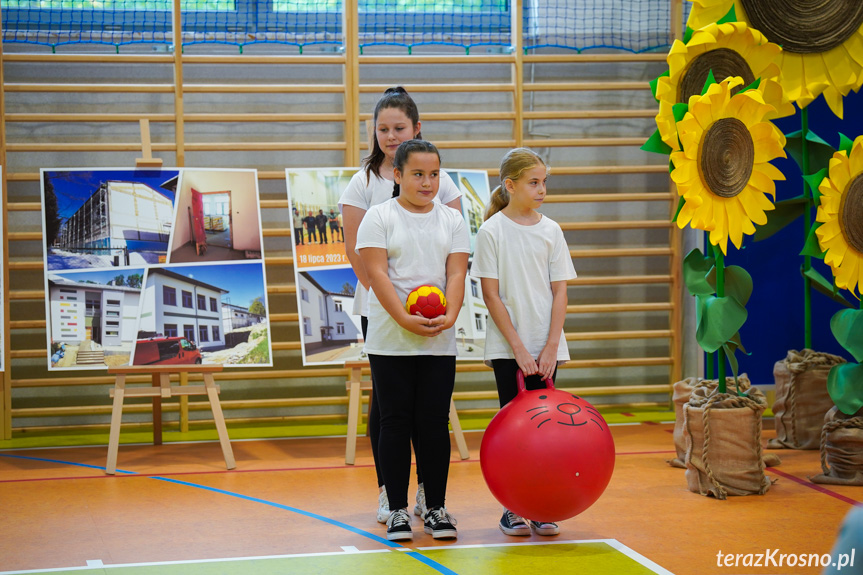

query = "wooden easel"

[
  {"left": 136, "top": 119, "right": 163, "bottom": 168},
  {"left": 344, "top": 361, "right": 470, "bottom": 465},
  {"left": 105, "top": 364, "right": 235, "bottom": 475}
]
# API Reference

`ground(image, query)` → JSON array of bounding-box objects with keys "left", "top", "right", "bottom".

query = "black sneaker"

[
  {"left": 386, "top": 509, "right": 413, "bottom": 541},
  {"left": 423, "top": 506, "right": 458, "bottom": 539},
  {"left": 499, "top": 509, "right": 530, "bottom": 536},
  {"left": 530, "top": 520, "right": 560, "bottom": 536}
]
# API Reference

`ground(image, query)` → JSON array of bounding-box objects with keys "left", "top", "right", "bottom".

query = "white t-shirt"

[
  {"left": 356, "top": 198, "right": 470, "bottom": 356},
  {"left": 470, "top": 211, "right": 577, "bottom": 366},
  {"left": 338, "top": 168, "right": 463, "bottom": 317}
]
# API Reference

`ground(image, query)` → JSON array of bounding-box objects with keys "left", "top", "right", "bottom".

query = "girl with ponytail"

[{"left": 470, "top": 147, "right": 578, "bottom": 537}]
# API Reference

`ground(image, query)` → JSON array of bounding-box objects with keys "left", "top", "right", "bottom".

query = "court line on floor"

[
  {"left": 0, "top": 450, "right": 676, "bottom": 484},
  {"left": 0, "top": 453, "right": 458, "bottom": 575},
  {"left": 0, "top": 539, "right": 674, "bottom": 575},
  {"left": 766, "top": 466, "right": 861, "bottom": 506}
]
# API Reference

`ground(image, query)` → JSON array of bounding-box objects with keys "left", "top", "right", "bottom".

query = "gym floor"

[{"left": 0, "top": 420, "right": 855, "bottom": 575}]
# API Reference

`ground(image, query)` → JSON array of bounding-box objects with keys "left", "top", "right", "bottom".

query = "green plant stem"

[
  {"left": 713, "top": 243, "right": 727, "bottom": 393},
  {"left": 802, "top": 106, "right": 813, "bottom": 349},
  {"left": 706, "top": 350, "right": 714, "bottom": 380}
]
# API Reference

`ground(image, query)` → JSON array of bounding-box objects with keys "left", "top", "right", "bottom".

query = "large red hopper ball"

[{"left": 480, "top": 371, "right": 615, "bottom": 522}]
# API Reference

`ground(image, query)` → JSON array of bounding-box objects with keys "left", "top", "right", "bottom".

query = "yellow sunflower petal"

[
  {"left": 822, "top": 47, "right": 857, "bottom": 93},
  {"left": 756, "top": 160, "right": 786, "bottom": 182},
  {"left": 836, "top": 254, "right": 859, "bottom": 292},
  {"left": 688, "top": 0, "right": 735, "bottom": 31},
  {"left": 821, "top": 85, "right": 846, "bottom": 119},
  {"left": 738, "top": 191, "right": 768, "bottom": 226},
  {"left": 829, "top": 154, "right": 852, "bottom": 191}
]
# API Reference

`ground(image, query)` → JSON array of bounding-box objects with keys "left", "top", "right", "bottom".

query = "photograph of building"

[
  {"left": 168, "top": 169, "right": 263, "bottom": 264},
  {"left": 297, "top": 269, "right": 363, "bottom": 365},
  {"left": 134, "top": 262, "right": 272, "bottom": 366},
  {"left": 42, "top": 169, "right": 179, "bottom": 271},
  {"left": 45, "top": 270, "right": 143, "bottom": 369}
]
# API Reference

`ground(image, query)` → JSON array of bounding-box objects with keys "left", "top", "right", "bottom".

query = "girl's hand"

[
  {"left": 536, "top": 344, "right": 557, "bottom": 380},
  {"left": 400, "top": 312, "right": 446, "bottom": 337},
  {"left": 514, "top": 345, "right": 539, "bottom": 376}
]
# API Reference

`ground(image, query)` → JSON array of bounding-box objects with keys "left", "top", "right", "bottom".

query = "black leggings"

[
  {"left": 491, "top": 358, "right": 558, "bottom": 409},
  {"left": 368, "top": 353, "right": 455, "bottom": 511},
  {"left": 363, "top": 317, "right": 423, "bottom": 487}
]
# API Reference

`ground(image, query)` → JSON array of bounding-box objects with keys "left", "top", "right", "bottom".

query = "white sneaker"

[
  {"left": 413, "top": 482, "right": 428, "bottom": 517},
  {"left": 376, "top": 487, "right": 390, "bottom": 524}
]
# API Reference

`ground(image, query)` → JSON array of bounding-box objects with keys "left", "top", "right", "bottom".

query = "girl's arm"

[
  {"left": 480, "top": 277, "right": 539, "bottom": 376},
  {"left": 536, "top": 279, "right": 568, "bottom": 380},
  {"left": 342, "top": 205, "right": 370, "bottom": 290},
  {"left": 442, "top": 252, "right": 469, "bottom": 330},
  {"left": 445, "top": 198, "right": 462, "bottom": 211},
  {"left": 360, "top": 246, "right": 446, "bottom": 337}
]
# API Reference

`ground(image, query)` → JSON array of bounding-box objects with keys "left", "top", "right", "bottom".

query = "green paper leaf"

[
  {"left": 839, "top": 133, "right": 854, "bottom": 155},
  {"left": 641, "top": 129, "right": 672, "bottom": 155},
  {"left": 707, "top": 265, "right": 753, "bottom": 307},
  {"left": 803, "top": 168, "right": 829, "bottom": 204},
  {"left": 649, "top": 72, "right": 668, "bottom": 101},
  {"left": 754, "top": 195, "right": 808, "bottom": 241},
  {"left": 827, "top": 362, "right": 863, "bottom": 416},
  {"left": 802, "top": 266, "right": 855, "bottom": 308},
  {"left": 682, "top": 27, "right": 693, "bottom": 45},
  {"left": 739, "top": 77, "right": 762, "bottom": 94},
  {"left": 695, "top": 295, "right": 748, "bottom": 353},
  {"left": 723, "top": 343, "right": 740, "bottom": 383},
  {"left": 701, "top": 70, "right": 717, "bottom": 96},
  {"left": 831, "top": 309, "right": 863, "bottom": 362},
  {"left": 784, "top": 129, "right": 836, "bottom": 175},
  {"left": 717, "top": 5, "right": 737, "bottom": 24},
  {"left": 800, "top": 222, "right": 827, "bottom": 259},
  {"left": 683, "top": 248, "right": 715, "bottom": 296},
  {"left": 672, "top": 102, "right": 689, "bottom": 122}
]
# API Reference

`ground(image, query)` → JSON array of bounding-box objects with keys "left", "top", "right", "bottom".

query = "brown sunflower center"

[
  {"left": 679, "top": 48, "right": 755, "bottom": 103},
  {"left": 740, "top": 0, "right": 863, "bottom": 53},
  {"left": 700, "top": 118, "right": 754, "bottom": 199},
  {"left": 840, "top": 174, "right": 863, "bottom": 254}
]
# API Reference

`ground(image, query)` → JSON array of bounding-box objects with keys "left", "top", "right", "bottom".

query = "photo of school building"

[
  {"left": 46, "top": 272, "right": 142, "bottom": 368},
  {"left": 297, "top": 270, "right": 363, "bottom": 364},
  {"left": 45, "top": 171, "right": 178, "bottom": 270},
  {"left": 137, "top": 267, "right": 227, "bottom": 351}
]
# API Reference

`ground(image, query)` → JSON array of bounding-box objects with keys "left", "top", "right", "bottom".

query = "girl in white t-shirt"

[
  {"left": 338, "top": 87, "right": 463, "bottom": 524},
  {"left": 469, "top": 147, "right": 577, "bottom": 538},
  {"left": 357, "top": 140, "right": 469, "bottom": 541}
]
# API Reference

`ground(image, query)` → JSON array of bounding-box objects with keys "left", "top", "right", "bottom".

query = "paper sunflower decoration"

[
  {"left": 687, "top": 0, "right": 863, "bottom": 117},
  {"left": 816, "top": 136, "right": 863, "bottom": 297},
  {"left": 671, "top": 76, "right": 788, "bottom": 255},
  {"left": 655, "top": 21, "right": 792, "bottom": 152}
]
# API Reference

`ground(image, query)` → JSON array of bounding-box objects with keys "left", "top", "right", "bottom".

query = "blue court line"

[{"left": 0, "top": 453, "right": 459, "bottom": 575}]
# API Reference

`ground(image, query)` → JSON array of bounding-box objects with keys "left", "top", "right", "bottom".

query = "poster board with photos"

[
  {"left": 285, "top": 167, "right": 491, "bottom": 366},
  {"left": 41, "top": 168, "right": 272, "bottom": 371}
]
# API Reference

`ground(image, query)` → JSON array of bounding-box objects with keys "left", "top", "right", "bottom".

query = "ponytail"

[
  {"left": 484, "top": 147, "right": 548, "bottom": 220},
  {"left": 484, "top": 185, "right": 509, "bottom": 220}
]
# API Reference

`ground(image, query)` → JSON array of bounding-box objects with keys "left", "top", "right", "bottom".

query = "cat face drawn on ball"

[{"left": 525, "top": 393, "right": 606, "bottom": 432}]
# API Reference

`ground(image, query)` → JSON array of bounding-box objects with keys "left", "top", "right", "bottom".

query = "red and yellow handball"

[{"left": 406, "top": 285, "right": 447, "bottom": 319}]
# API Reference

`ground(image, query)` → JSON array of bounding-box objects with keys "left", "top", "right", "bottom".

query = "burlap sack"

[
  {"left": 811, "top": 406, "right": 863, "bottom": 485},
  {"left": 769, "top": 349, "right": 846, "bottom": 450},
  {"left": 683, "top": 381, "right": 771, "bottom": 499},
  {"left": 669, "top": 375, "right": 751, "bottom": 468}
]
